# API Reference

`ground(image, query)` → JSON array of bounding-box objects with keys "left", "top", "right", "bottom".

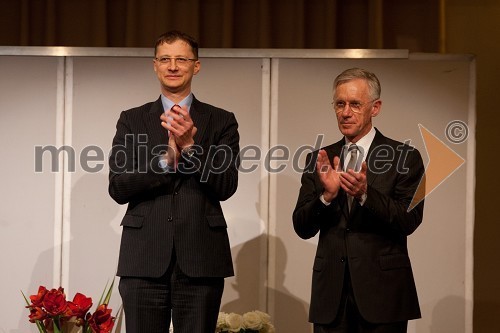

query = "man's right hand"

[{"left": 316, "top": 150, "right": 341, "bottom": 202}]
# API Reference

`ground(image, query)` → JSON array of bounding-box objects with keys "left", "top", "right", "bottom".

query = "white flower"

[
  {"left": 242, "top": 311, "right": 263, "bottom": 330},
  {"left": 265, "top": 323, "right": 276, "bottom": 333},
  {"left": 215, "top": 310, "right": 273, "bottom": 333},
  {"left": 225, "top": 312, "right": 244, "bottom": 332},
  {"left": 216, "top": 312, "right": 229, "bottom": 332},
  {"left": 254, "top": 310, "right": 271, "bottom": 325}
]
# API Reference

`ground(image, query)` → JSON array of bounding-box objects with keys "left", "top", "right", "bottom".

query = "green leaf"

[
  {"left": 97, "top": 278, "right": 115, "bottom": 306},
  {"left": 84, "top": 323, "right": 93, "bottom": 333},
  {"left": 21, "top": 290, "right": 31, "bottom": 306},
  {"left": 112, "top": 304, "right": 125, "bottom": 333},
  {"left": 53, "top": 319, "right": 62, "bottom": 333},
  {"left": 103, "top": 278, "right": 116, "bottom": 305},
  {"left": 35, "top": 320, "right": 46, "bottom": 333},
  {"left": 97, "top": 280, "right": 110, "bottom": 306},
  {"left": 21, "top": 290, "right": 46, "bottom": 333}
]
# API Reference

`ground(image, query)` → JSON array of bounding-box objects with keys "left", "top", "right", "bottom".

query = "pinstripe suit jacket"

[
  {"left": 293, "top": 129, "right": 425, "bottom": 324},
  {"left": 109, "top": 95, "right": 239, "bottom": 278}
]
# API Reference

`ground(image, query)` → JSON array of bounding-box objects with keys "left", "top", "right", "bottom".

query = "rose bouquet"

[
  {"left": 216, "top": 310, "right": 275, "bottom": 333},
  {"left": 22, "top": 280, "right": 121, "bottom": 333}
]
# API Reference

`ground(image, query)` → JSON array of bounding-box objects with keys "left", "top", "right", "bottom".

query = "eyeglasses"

[
  {"left": 332, "top": 99, "right": 377, "bottom": 114},
  {"left": 154, "top": 56, "right": 198, "bottom": 65}
]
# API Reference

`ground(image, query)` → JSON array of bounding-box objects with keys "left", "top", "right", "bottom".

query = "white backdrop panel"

[{"left": 0, "top": 56, "right": 60, "bottom": 332}]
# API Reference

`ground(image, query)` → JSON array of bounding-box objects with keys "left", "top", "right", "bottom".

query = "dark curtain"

[{"left": 0, "top": 0, "right": 439, "bottom": 51}]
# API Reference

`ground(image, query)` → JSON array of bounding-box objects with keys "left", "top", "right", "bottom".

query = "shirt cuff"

[
  {"left": 158, "top": 155, "right": 175, "bottom": 172},
  {"left": 319, "top": 194, "right": 332, "bottom": 206}
]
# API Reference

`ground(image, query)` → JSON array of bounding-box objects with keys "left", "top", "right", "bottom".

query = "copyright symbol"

[{"left": 445, "top": 120, "right": 468, "bottom": 144}]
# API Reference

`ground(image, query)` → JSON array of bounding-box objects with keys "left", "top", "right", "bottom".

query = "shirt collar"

[
  {"left": 344, "top": 126, "right": 376, "bottom": 162},
  {"left": 161, "top": 93, "right": 193, "bottom": 112}
]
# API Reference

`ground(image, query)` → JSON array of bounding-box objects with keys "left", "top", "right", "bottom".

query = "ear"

[
  {"left": 193, "top": 60, "right": 201, "bottom": 75},
  {"left": 153, "top": 59, "right": 158, "bottom": 73},
  {"left": 371, "top": 100, "right": 382, "bottom": 117}
]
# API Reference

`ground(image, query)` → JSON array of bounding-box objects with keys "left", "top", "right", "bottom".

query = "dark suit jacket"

[
  {"left": 293, "top": 129, "right": 425, "bottom": 324},
  {"left": 109, "top": 95, "right": 239, "bottom": 279}
]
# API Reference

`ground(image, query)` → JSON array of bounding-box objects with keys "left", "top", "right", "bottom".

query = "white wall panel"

[{"left": 0, "top": 56, "right": 60, "bottom": 332}]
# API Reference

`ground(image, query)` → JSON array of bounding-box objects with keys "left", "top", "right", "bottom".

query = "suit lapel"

[
  {"left": 349, "top": 129, "right": 387, "bottom": 216},
  {"left": 190, "top": 96, "right": 210, "bottom": 144},
  {"left": 174, "top": 97, "right": 210, "bottom": 190},
  {"left": 145, "top": 97, "right": 168, "bottom": 148},
  {"left": 324, "top": 138, "right": 345, "bottom": 170},
  {"left": 325, "top": 139, "right": 350, "bottom": 219},
  {"left": 365, "top": 129, "right": 387, "bottom": 188}
]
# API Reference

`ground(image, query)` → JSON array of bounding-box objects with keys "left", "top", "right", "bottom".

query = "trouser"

[
  {"left": 119, "top": 252, "right": 224, "bottom": 333},
  {"left": 314, "top": 267, "right": 407, "bottom": 333}
]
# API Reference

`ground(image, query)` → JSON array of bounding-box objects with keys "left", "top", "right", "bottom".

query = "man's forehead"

[{"left": 335, "top": 80, "right": 368, "bottom": 94}]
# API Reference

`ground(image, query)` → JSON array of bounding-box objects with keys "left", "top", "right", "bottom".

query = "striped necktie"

[{"left": 345, "top": 144, "right": 358, "bottom": 210}]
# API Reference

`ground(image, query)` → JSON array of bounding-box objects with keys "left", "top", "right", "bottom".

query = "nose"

[
  {"left": 167, "top": 59, "right": 178, "bottom": 70},
  {"left": 340, "top": 105, "right": 353, "bottom": 117}
]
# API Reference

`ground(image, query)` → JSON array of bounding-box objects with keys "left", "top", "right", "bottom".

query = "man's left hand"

[
  {"left": 339, "top": 161, "right": 368, "bottom": 199},
  {"left": 162, "top": 105, "right": 197, "bottom": 149}
]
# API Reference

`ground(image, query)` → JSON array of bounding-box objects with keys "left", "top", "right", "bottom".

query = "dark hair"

[
  {"left": 154, "top": 30, "right": 199, "bottom": 59},
  {"left": 333, "top": 68, "right": 381, "bottom": 100}
]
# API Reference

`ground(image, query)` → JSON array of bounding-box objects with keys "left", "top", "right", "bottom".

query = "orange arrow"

[{"left": 409, "top": 124, "right": 465, "bottom": 211}]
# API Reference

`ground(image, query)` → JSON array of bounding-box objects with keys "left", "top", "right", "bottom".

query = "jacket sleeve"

[
  {"left": 292, "top": 151, "right": 341, "bottom": 239},
  {"left": 108, "top": 110, "right": 174, "bottom": 205}
]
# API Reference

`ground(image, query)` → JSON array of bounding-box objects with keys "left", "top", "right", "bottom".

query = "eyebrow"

[{"left": 335, "top": 99, "right": 362, "bottom": 103}]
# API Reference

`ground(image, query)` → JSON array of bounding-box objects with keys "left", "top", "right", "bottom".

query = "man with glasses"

[
  {"left": 293, "top": 68, "right": 425, "bottom": 333},
  {"left": 109, "top": 30, "right": 240, "bottom": 333}
]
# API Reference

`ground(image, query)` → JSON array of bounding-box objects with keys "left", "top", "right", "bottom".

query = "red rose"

[
  {"left": 67, "top": 293, "right": 93, "bottom": 319},
  {"left": 28, "top": 306, "right": 47, "bottom": 323},
  {"left": 87, "top": 304, "right": 115, "bottom": 333},
  {"left": 29, "top": 286, "right": 48, "bottom": 307},
  {"left": 42, "top": 288, "right": 68, "bottom": 316}
]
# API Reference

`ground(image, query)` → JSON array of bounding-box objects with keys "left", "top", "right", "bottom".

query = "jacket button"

[
  {"left": 167, "top": 217, "right": 173, "bottom": 222},
  {"left": 340, "top": 256, "right": 346, "bottom": 263}
]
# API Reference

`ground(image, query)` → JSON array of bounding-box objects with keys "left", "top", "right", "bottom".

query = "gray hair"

[{"left": 333, "top": 68, "right": 381, "bottom": 100}]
